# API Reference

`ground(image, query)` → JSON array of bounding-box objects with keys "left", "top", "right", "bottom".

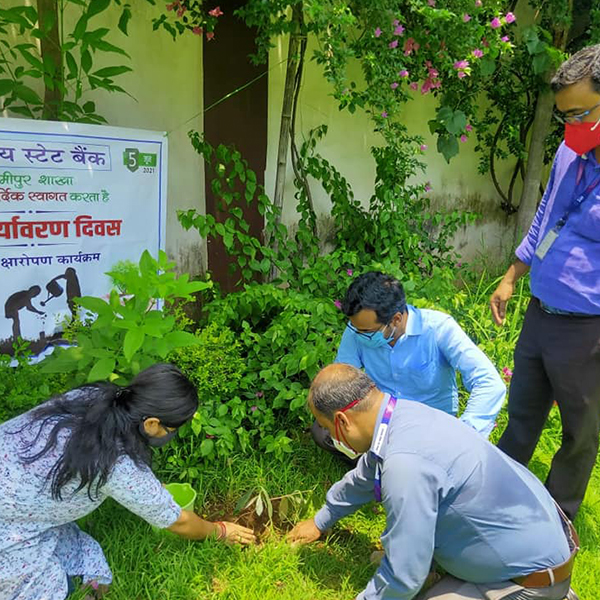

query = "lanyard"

[
  {"left": 555, "top": 159, "right": 600, "bottom": 231},
  {"left": 373, "top": 395, "right": 397, "bottom": 502}
]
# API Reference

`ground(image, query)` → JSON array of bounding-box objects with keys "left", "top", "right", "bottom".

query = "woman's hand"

[{"left": 217, "top": 521, "right": 256, "bottom": 545}]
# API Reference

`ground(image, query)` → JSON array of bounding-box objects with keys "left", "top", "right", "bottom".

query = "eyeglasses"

[
  {"left": 347, "top": 321, "right": 386, "bottom": 340},
  {"left": 554, "top": 100, "right": 600, "bottom": 124}
]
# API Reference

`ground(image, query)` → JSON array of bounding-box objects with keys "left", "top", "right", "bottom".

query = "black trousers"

[{"left": 498, "top": 298, "right": 600, "bottom": 520}]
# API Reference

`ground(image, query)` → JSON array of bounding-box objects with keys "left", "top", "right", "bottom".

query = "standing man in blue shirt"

[
  {"left": 490, "top": 45, "right": 600, "bottom": 520},
  {"left": 313, "top": 272, "right": 505, "bottom": 461},
  {"left": 291, "top": 364, "right": 579, "bottom": 600}
]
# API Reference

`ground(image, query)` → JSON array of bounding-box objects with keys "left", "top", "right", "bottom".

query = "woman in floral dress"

[{"left": 0, "top": 363, "right": 255, "bottom": 599}]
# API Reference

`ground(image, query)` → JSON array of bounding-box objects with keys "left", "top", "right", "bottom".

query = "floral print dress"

[{"left": 0, "top": 396, "right": 181, "bottom": 600}]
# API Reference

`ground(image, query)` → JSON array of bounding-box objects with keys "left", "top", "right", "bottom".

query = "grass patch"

[{"left": 70, "top": 423, "right": 600, "bottom": 600}]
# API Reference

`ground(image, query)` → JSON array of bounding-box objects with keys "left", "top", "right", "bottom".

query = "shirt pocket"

[
  {"left": 405, "top": 357, "right": 438, "bottom": 388},
  {"left": 572, "top": 200, "right": 600, "bottom": 242}
]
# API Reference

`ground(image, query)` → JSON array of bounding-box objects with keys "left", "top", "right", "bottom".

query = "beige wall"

[
  {"left": 1, "top": 1, "right": 205, "bottom": 274},
  {"left": 266, "top": 36, "right": 522, "bottom": 268}
]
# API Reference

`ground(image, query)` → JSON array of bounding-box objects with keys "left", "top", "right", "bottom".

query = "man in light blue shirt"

[
  {"left": 312, "top": 272, "right": 505, "bottom": 459},
  {"left": 290, "top": 364, "right": 579, "bottom": 600}
]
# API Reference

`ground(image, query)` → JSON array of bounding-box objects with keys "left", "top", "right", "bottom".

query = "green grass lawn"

[{"left": 73, "top": 412, "right": 600, "bottom": 600}]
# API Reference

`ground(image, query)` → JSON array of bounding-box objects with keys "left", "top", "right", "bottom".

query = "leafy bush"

[
  {"left": 0, "top": 341, "right": 67, "bottom": 423},
  {"left": 41, "top": 250, "right": 211, "bottom": 386}
]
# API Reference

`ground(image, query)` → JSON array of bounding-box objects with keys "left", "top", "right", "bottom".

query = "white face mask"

[{"left": 332, "top": 437, "right": 362, "bottom": 460}]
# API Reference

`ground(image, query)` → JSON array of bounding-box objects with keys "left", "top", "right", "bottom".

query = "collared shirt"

[
  {"left": 335, "top": 305, "right": 505, "bottom": 437},
  {"left": 516, "top": 142, "right": 600, "bottom": 314},
  {"left": 314, "top": 397, "right": 571, "bottom": 600}
]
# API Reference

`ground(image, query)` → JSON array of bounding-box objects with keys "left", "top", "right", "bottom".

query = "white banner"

[{"left": 0, "top": 118, "right": 167, "bottom": 356}]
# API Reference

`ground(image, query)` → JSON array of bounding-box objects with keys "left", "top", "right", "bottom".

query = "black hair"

[
  {"left": 18, "top": 363, "right": 198, "bottom": 501},
  {"left": 309, "top": 364, "right": 376, "bottom": 420},
  {"left": 342, "top": 271, "right": 407, "bottom": 324},
  {"left": 551, "top": 44, "right": 600, "bottom": 93}
]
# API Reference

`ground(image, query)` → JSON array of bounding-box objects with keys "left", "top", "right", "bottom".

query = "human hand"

[
  {"left": 217, "top": 521, "right": 256, "bottom": 545},
  {"left": 490, "top": 279, "right": 515, "bottom": 326},
  {"left": 286, "top": 518, "right": 322, "bottom": 546}
]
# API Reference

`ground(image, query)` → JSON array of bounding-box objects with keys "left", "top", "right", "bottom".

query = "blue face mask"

[{"left": 354, "top": 326, "right": 396, "bottom": 349}]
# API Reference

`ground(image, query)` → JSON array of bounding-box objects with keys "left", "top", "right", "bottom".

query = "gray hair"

[
  {"left": 309, "top": 364, "right": 376, "bottom": 419},
  {"left": 551, "top": 44, "right": 600, "bottom": 93}
]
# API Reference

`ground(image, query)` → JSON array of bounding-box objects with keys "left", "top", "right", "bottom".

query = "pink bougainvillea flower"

[
  {"left": 393, "top": 19, "right": 400, "bottom": 26},
  {"left": 177, "top": 7, "right": 185, "bottom": 17},
  {"left": 403, "top": 38, "right": 420, "bottom": 55},
  {"left": 192, "top": 26, "right": 203, "bottom": 35},
  {"left": 381, "top": 111, "right": 388, "bottom": 118},
  {"left": 374, "top": 27, "right": 382, "bottom": 37},
  {"left": 334, "top": 299, "right": 343, "bottom": 309},
  {"left": 457, "top": 261, "right": 463, "bottom": 268},
  {"left": 420, "top": 144, "right": 428, "bottom": 152},
  {"left": 410, "top": 81, "right": 419, "bottom": 90},
  {"left": 347, "top": 269, "right": 354, "bottom": 276},
  {"left": 250, "top": 405, "right": 258, "bottom": 412},
  {"left": 425, "top": 183, "right": 432, "bottom": 192},
  {"left": 394, "top": 25, "right": 405, "bottom": 36},
  {"left": 206, "top": 31, "right": 215, "bottom": 40},
  {"left": 458, "top": 71, "right": 467, "bottom": 79},
  {"left": 466, "top": 123, "right": 473, "bottom": 132},
  {"left": 490, "top": 17, "right": 502, "bottom": 28},
  {"left": 389, "top": 39, "right": 399, "bottom": 49},
  {"left": 206, "top": 434, "right": 215, "bottom": 439},
  {"left": 256, "top": 391, "right": 264, "bottom": 398},
  {"left": 502, "top": 366, "right": 513, "bottom": 382},
  {"left": 428, "top": 68, "right": 439, "bottom": 78},
  {"left": 166, "top": 2, "right": 175, "bottom": 11},
  {"left": 391, "top": 82, "right": 399, "bottom": 89},
  {"left": 428, "top": 0, "right": 436, "bottom": 6},
  {"left": 421, "top": 80, "right": 433, "bottom": 94},
  {"left": 482, "top": 37, "right": 490, "bottom": 47},
  {"left": 472, "top": 49, "right": 484, "bottom": 58},
  {"left": 398, "top": 69, "right": 409, "bottom": 78},
  {"left": 475, "top": 0, "right": 482, "bottom": 6},
  {"left": 501, "top": 35, "right": 510, "bottom": 42},
  {"left": 463, "top": 13, "right": 471, "bottom": 22},
  {"left": 460, "top": 134, "right": 468, "bottom": 143},
  {"left": 505, "top": 12, "right": 516, "bottom": 23},
  {"left": 209, "top": 6, "right": 224, "bottom": 17},
  {"left": 454, "top": 59, "right": 470, "bottom": 70}
]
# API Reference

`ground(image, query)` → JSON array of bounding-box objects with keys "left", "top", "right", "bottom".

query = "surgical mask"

[
  {"left": 565, "top": 118, "right": 600, "bottom": 155},
  {"left": 139, "top": 422, "right": 178, "bottom": 447},
  {"left": 355, "top": 326, "right": 396, "bottom": 349},
  {"left": 332, "top": 437, "right": 362, "bottom": 460}
]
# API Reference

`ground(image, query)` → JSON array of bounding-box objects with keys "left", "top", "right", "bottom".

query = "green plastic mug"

[{"left": 152, "top": 482, "right": 197, "bottom": 534}]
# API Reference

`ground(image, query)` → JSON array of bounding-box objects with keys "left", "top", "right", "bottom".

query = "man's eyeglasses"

[
  {"left": 347, "top": 321, "right": 386, "bottom": 340},
  {"left": 554, "top": 100, "right": 600, "bottom": 124}
]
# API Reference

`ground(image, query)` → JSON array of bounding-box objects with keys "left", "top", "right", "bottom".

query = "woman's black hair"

[
  {"left": 19, "top": 363, "right": 198, "bottom": 501},
  {"left": 342, "top": 271, "right": 407, "bottom": 324}
]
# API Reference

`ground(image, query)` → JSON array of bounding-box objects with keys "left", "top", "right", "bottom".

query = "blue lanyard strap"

[
  {"left": 373, "top": 396, "right": 398, "bottom": 503},
  {"left": 556, "top": 160, "right": 600, "bottom": 230}
]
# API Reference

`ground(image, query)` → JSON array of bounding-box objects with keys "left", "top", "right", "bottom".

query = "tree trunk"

[
  {"left": 269, "top": 4, "right": 303, "bottom": 275},
  {"left": 37, "top": 0, "right": 63, "bottom": 120},
  {"left": 514, "top": 87, "right": 554, "bottom": 242},
  {"left": 514, "top": 1, "right": 573, "bottom": 244}
]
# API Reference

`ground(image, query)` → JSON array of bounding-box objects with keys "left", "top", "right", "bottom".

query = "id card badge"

[{"left": 535, "top": 229, "right": 559, "bottom": 260}]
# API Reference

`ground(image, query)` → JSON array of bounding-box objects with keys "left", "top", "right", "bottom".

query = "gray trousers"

[{"left": 416, "top": 575, "right": 573, "bottom": 600}]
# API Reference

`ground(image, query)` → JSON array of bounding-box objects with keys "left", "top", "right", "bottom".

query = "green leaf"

[
  {"left": 65, "top": 51, "right": 78, "bottom": 80},
  {"left": 255, "top": 493, "right": 264, "bottom": 517},
  {"left": 200, "top": 438, "right": 214, "bottom": 456},
  {"left": 14, "top": 84, "right": 41, "bottom": 104},
  {"left": 77, "top": 296, "right": 111, "bottom": 316},
  {"left": 279, "top": 496, "right": 289, "bottom": 520},
  {"left": 87, "top": 357, "right": 116, "bottom": 382},
  {"left": 533, "top": 52, "right": 551, "bottom": 75},
  {"left": 438, "top": 107, "right": 467, "bottom": 136},
  {"left": 437, "top": 134, "right": 459, "bottom": 164},
  {"left": 123, "top": 328, "right": 145, "bottom": 361},
  {"left": 92, "top": 40, "right": 130, "bottom": 58},
  {"left": 81, "top": 49, "right": 92, "bottom": 73},
  {"left": 234, "top": 489, "right": 255, "bottom": 514},
  {"left": 92, "top": 65, "right": 132, "bottom": 78},
  {"left": 118, "top": 7, "right": 132, "bottom": 35},
  {"left": 165, "top": 331, "right": 198, "bottom": 347},
  {"left": 87, "top": 0, "right": 111, "bottom": 19},
  {"left": 73, "top": 14, "right": 88, "bottom": 40},
  {"left": 0, "top": 79, "right": 14, "bottom": 96},
  {"left": 480, "top": 57, "right": 496, "bottom": 77}
]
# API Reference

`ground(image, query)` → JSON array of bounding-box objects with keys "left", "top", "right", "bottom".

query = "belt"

[
  {"left": 537, "top": 298, "right": 598, "bottom": 318},
  {"left": 513, "top": 507, "right": 580, "bottom": 589}
]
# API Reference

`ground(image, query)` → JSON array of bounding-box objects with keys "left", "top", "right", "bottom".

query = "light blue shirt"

[
  {"left": 314, "top": 397, "right": 571, "bottom": 600},
  {"left": 336, "top": 305, "right": 505, "bottom": 437}
]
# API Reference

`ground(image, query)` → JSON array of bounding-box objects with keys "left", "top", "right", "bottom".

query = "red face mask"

[{"left": 564, "top": 119, "right": 600, "bottom": 156}]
